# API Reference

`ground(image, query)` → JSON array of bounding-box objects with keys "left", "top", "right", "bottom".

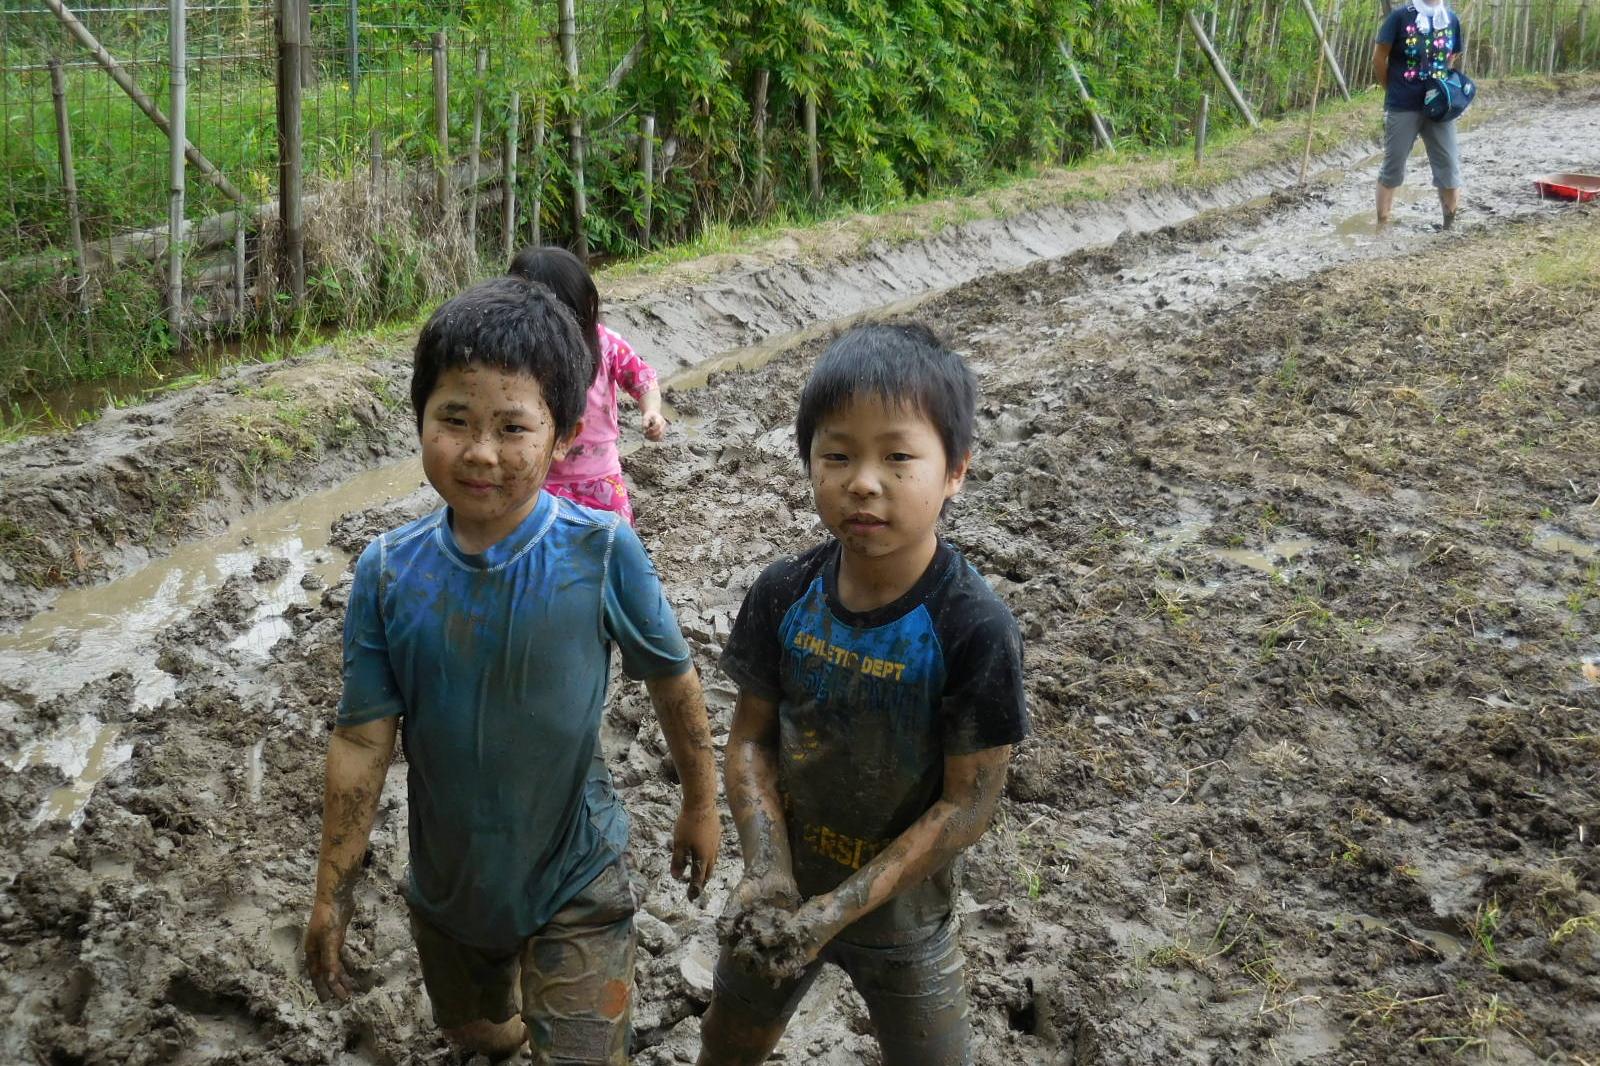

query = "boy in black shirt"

[{"left": 697, "top": 324, "right": 1028, "bottom": 1066}]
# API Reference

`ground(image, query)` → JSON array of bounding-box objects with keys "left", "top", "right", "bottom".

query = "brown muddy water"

[{"left": 2, "top": 93, "right": 1600, "bottom": 1066}]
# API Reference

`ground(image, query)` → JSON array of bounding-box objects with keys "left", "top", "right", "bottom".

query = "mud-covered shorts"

[
  {"left": 409, "top": 859, "right": 637, "bottom": 1064},
  {"left": 711, "top": 915, "right": 971, "bottom": 1066}
]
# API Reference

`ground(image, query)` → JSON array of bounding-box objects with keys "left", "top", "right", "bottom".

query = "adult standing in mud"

[
  {"left": 303, "top": 277, "right": 719, "bottom": 1063},
  {"left": 1372, "top": 0, "right": 1466, "bottom": 228}
]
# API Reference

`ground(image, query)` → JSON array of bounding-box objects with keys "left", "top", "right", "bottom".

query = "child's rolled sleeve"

[
  {"left": 602, "top": 328, "right": 659, "bottom": 401},
  {"left": 602, "top": 522, "right": 692, "bottom": 680},
  {"left": 337, "top": 538, "right": 405, "bottom": 727}
]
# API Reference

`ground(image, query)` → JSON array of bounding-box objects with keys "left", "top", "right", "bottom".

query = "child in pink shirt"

[{"left": 509, "top": 246, "right": 667, "bottom": 524}]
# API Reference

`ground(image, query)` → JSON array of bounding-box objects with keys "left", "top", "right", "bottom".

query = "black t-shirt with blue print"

[
  {"left": 1378, "top": 5, "right": 1464, "bottom": 112},
  {"left": 720, "top": 539, "right": 1029, "bottom": 946}
]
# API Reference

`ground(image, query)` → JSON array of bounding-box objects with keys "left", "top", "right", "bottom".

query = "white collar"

[{"left": 1414, "top": 1, "right": 1450, "bottom": 30}]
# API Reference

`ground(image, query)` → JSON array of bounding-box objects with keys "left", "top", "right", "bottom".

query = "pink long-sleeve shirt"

[{"left": 547, "top": 324, "right": 659, "bottom": 485}]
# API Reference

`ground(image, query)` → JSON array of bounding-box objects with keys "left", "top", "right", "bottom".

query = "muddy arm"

[
  {"left": 646, "top": 668, "right": 720, "bottom": 896},
  {"left": 726, "top": 690, "right": 797, "bottom": 894},
  {"left": 798, "top": 744, "right": 1011, "bottom": 946},
  {"left": 1372, "top": 43, "right": 1390, "bottom": 88},
  {"left": 305, "top": 715, "right": 398, "bottom": 1001}
]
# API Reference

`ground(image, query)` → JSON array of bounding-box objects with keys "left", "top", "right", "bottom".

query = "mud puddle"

[{"left": 0, "top": 458, "right": 425, "bottom": 825}]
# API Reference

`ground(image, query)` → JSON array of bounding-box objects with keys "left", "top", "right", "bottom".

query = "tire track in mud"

[{"left": 3, "top": 96, "right": 1600, "bottom": 1065}]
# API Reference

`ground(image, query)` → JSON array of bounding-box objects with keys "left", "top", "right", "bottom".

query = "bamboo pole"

[
  {"left": 346, "top": 0, "right": 359, "bottom": 95},
  {"left": 530, "top": 103, "right": 546, "bottom": 248},
  {"left": 502, "top": 91, "right": 520, "bottom": 263},
  {"left": 1546, "top": 2, "right": 1558, "bottom": 73},
  {"left": 1057, "top": 38, "right": 1116, "bottom": 153},
  {"left": 48, "top": 59, "right": 87, "bottom": 300},
  {"left": 1175, "top": 20, "right": 1186, "bottom": 79},
  {"left": 1300, "top": 26, "right": 1328, "bottom": 184},
  {"left": 1186, "top": 9, "right": 1260, "bottom": 126},
  {"left": 40, "top": 0, "right": 244, "bottom": 206},
  {"left": 558, "top": 0, "right": 588, "bottom": 260},
  {"left": 1581, "top": 2, "right": 1590, "bottom": 70},
  {"left": 1195, "top": 93, "right": 1210, "bottom": 164},
  {"left": 433, "top": 33, "right": 449, "bottom": 207},
  {"left": 1300, "top": 0, "right": 1352, "bottom": 98},
  {"left": 467, "top": 48, "right": 486, "bottom": 261},
  {"left": 752, "top": 68, "right": 770, "bottom": 205},
  {"left": 169, "top": 0, "right": 186, "bottom": 346},
  {"left": 233, "top": 215, "right": 246, "bottom": 317},
  {"left": 805, "top": 94, "right": 821, "bottom": 204},
  {"left": 640, "top": 114, "right": 654, "bottom": 250},
  {"left": 276, "top": 0, "right": 305, "bottom": 307}
]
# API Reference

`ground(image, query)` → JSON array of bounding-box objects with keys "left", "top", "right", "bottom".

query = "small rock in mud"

[
  {"left": 299, "top": 572, "right": 326, "bottom": 591},
  {"left": 251, "top": 556, "right": 290, "bottom": 583}
]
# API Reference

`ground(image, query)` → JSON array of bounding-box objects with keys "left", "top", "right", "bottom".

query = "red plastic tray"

[{"left": 1535, "top": 172, "right": 1600, "bottom": 202}]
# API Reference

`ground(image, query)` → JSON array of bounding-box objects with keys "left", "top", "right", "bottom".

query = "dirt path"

[{"left": 2, "top": 95, "right": 1599, "bottom": 1066}]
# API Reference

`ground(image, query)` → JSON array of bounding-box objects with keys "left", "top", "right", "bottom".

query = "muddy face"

[
  {"left": 809, "top": 397, "right": 966, "bottom": 580},
  {"left": 419, "top": 366, "right": 576, "bottom": 553}
]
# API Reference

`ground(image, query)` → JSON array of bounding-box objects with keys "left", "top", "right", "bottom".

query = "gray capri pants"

[{"left": 1379, "top": 109, "right": 1462, "bottom": 189}]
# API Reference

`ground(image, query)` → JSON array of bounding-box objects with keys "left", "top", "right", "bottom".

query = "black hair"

[
  {"left": 410, "top": 276, "right": 598, "bottom": 438},
  {"left": 506, "top": 245, "right": 603, "bottom": 364},
  {"left": 794, "top": 322, "right": 976, "bottom": 472}
]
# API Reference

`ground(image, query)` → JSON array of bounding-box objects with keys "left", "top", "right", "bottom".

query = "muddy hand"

[
  {"left": 642, "top": 411, "right": 668, "bottom": 441},
  {"left": 671, "top": 803, "right": 720, "bottom": 902},
  {"left": 304, "top": 905, "right": 355, "bottom": 1002}
]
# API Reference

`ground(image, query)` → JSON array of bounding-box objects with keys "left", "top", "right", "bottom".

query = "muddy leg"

[
  {"left": 1376, "top": 183, "right": 1398, "bottom": 227},
  {"left": 697, "top": 942, "right": 818, "bottom": 1066},
  {"left": 1439, "top": 186, "right": 1460, "bottom": 228},
  {"left": 697, "top": 999, "right": 790, "bottom": 1066},
  {"left": 443, "top": 1018, "right": 529, "bottom": 1061}
]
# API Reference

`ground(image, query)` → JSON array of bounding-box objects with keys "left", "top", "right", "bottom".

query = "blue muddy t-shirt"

[
  {"left": 720, "top": 540, "right": 1028, "bottom": 946},
  {"left": 338, "top": 491, "right": 691, "bottom": 951},
  {"left": 1378, "top": 4, "right": 1464, "bottom": 112}
]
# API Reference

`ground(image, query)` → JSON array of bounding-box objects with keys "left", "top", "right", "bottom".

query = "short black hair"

[
  {"left": 410, "top": 276, "right": 598, "bottom": 438},
  {"left": 794, "top": 322, "right": 976, "bottom": 471},
  {"left": 507, "top": 245, "right": 602, "bottom": 364}
]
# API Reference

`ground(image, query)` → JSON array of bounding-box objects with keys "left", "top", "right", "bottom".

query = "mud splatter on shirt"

[
  {"left": 721, "top": 540, "right": 1028, "bottom": 946},
  {"left": 339, "top": 493, "right": 691, "bottom": 951}
]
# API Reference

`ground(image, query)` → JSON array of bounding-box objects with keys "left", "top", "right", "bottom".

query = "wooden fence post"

[
  {"left": 503, "top": 91, "right": 520, "bottom": 263},
  {"left": 276, "top": 0, "right": 305, "bottom": 307},
  {"left": 1057, "top": 38, "right": 1116, "bottom": 153},
  {"left": 530, "top": 103, "right": 546, "bottom": 248},
  {"left": 1300, "top": 0, "right": 1352, "bottom": 98},
  {"left": 48, "top": 59, "right": 87, "bottom": 302},
  {"left": 468, "top": 48, "right": 486, "bottom": 262},
  {"left": 169, "top": 0, "right": 186, "bottom": 346},
  {"left": 1195, "top": 92, "right": 1210, "bottom": 164},
  {"left": 433, "top": 33, "right": 449, "bottom": 207},
  {"left": 1186, "top": 9, "right": 1260, "bottom": 126},
  {"left": 805, "top": 93, "right": 821, "bottom": 204},
  {"left": 558, "top": 0, "right": 588, "bottom": 260},
  {"left": 640, "top": 114, "right": 654, "bottom": 250}
]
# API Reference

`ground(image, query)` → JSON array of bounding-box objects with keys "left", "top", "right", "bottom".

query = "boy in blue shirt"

[
  {"left": 697, "top": 324, "right": 1028, "bottom": 1066},
  {"left": 303, "top": 277, "right": 719, "bottom": 1063}
]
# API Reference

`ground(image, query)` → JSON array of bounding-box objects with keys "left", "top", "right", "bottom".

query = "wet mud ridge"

[{"left": 4, "top": 95, "right": 1600, "bottom": 1064}]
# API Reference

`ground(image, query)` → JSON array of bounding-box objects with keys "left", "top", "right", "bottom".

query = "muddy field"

[{"left": 3, "top": 93, "right": 1600, "bottom": 1065}]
